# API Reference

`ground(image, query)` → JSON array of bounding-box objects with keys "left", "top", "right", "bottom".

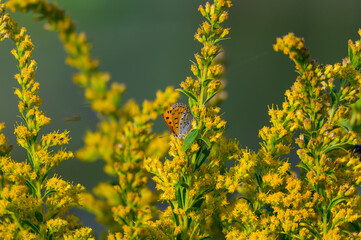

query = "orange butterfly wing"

[
  {"left": 171, "top": 104, "right": 187, "bottom": 136},
  {"left": 163, "top": 103, "right": 189, "bottom": 136},
  {"left": 162, "top": 105, "right": 176, "bottom": 134}
]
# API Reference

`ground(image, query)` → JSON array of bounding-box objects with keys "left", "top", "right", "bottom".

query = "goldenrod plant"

[
  {"left": 222, "top": 33, "right": 361, "bottom": 239},
  {"left": 2, "top": 0, "right": 361, "bottom": 239},
  {"left": 0, "top": 3, "right": 94, "bottom": 239}
]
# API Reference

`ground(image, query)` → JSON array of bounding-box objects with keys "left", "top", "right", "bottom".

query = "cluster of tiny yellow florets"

[
  {"left": 0, "top": 2, "right": 94, "bottom": 239},
  {"left": 0, "top": 123, "right": 12, "bottom": 156},
  {"left": 223, "top": 32, "right": 361, "bottom": 239},
  {"left": 6, "top": 0, "right": 125, "bottom": 117},
  {"left": 5, "top": 1, "right": 361, "bottom": 240},
  {"left": 146, "top": 1, "right": 232, "bottom": 239},
  {"left": 4, "top": 0, "right": 181, "bottom": 238}
]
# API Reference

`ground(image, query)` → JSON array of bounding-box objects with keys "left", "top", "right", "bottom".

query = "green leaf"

[
  {"left": 40, "top": 169, "right": 51, "bottom": 185},
  {"left": 181, "top": 183, "right": 190, "bottom": 189},
  {"left": 175, "top": 186, "right": 183, "bottom": 208},
  {"left": 168, "top": 201, "right": 180, "bottom": 226},
  {"left": 202, "top": 79, "right": 212, "bottom": 87},
  {"left": 254, "top": 173, "right": 263, "bottom": 187},
  {"left": 35, "top": 211, "right": 43, "bottom": 223},
  {"left": 195, "top": 146, "right": 211, "bottom": 170},
  {"left": 297, "top": 162, "right": 311, "bottom": 172},
  {"left": 177, "top": 88, "right": 198, "bottom": 102},
  {"left": 193, "top": 198, "right": 205, "bottom": 209},
  {"left": 25, "top": 179, "right": 36, "bottom": 196},
  {"left": 299, "top": 223, "right": 321, "bottom": 239},
  {"left": 182, "top": 129, "right": 199, "bottom": 152},
  {"left": 116, "top": 215, "right": 128, "bottom": 226},
  {"left": 327, "top": 210, "right": 331, "bottom": 224},
  {"left": 22, "top": 220, "right": 40, "bottom": 233},
  {"left": 303, "top": 135, "right": 309, "bottom": 146},
  {"left": 43, "top": 190, "right": 57, "bottom": 200},
  {"left": 330, "top": 88, "right": 338, "bottom": 105},
  {"left": 315, "top": 184, "right": 326, "bottom": 198},
  {"left": 323, "top": 145, "right": 345, "bottom": 154},
  {"left": 188, "top": 98, "right": 197, "bottom": 113},
  {"left": 200, "top": 138, "right": 211, "bottom": 148},
  {"left": 50, "top": 212, "right": 60, "bottom": 219},
  {"left": 204, "top": 90, "right": 220, "bottom": 105},
  {"left": 327, "top": 197, "right": 346, "bottom": 212},
  {"left": 26, "top": 151, "right": 34, "bottom": 168},
  {"left": 232, "top": 220, "right": 247, "bottom": 231},
  {"left": 321, "top": 170, "right": 337, "bottom": 181}
]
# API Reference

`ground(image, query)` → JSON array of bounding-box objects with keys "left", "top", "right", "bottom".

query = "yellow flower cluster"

[
  {"left": 74, "top": 87, "right": 179, "bottom": 238},
  {"left": 0, "top": 123, "right": 12, "bottom": 156},
  {"left": 224, "top": 32, "right": 361, "bottom": 239},
  {"left": 0, "top": 2, "right": 93, "bottom": 239},
  {"left": 4, "top": 0, "right": 361, "bottom": 239},
  {"left": 146, "top": 1, "right": 232, "bottom": 239},
  {"left": 5, "top": 0, "right": 180, "bottom": 238}
]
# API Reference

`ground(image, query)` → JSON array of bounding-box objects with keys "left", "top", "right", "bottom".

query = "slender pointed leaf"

[
  {"left": 176, "top": 187, "right": 183, "bottom": 208},
  {"left": 22, "top": 220, "right": 39, "bottom": 233},
  {"left": 300, "top": 224, "right": 321, "bottom": 239},
  {"left": 200, "top": 138, "right": 211, "bottom": 148},
  {"left": 24, "top": 179, "right": 36, "bottom": 196},
  {"left": 195, "top": 146, "right": 211, "bottom": 170},
  {"left": 181, "top": 183, "right": 189, "bottom": 189},
  {"left": 204, "top": 90, "right": 220, "bottom": 105},
  {"left": 168, "top": 200, "right": 180, "bottom": 226},
  {"left": 43, "top": 190, "right": 57, "bottom": 199},
  {"left": 202, "top": 79, "right": 212, "bottom": 87},
  {"left": 35, "top": 211, "right": 43, "bottom": 223},
  {"left": 182, "top": 129, "right": 199, "bottom": 152},
  {"left": 254, "top": 173, "right": 263, "bottom": 187},
  {"left": 327, "top": 197, "right": 346, "bottom": 212},
  {"left": 177, "top": 88, "right": 198, "bottom": 102},
  {"left": 297, "top": 162, "right": 311, "bottom": 172}
]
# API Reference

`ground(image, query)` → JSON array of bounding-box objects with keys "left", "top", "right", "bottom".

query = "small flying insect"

[{"left": 64, "top": 115, "right": 81, "bottom": 122}]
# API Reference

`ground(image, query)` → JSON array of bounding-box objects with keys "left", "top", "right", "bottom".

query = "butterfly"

[{"left": 162, "top": 103, "right": 193, "bottom": 138}]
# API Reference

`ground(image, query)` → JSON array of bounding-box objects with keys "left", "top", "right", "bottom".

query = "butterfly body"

[{"left": 162, "top": 103, "right": 193, "bottom": 138}]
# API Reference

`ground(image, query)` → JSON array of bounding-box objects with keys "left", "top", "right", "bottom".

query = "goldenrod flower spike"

[
  {"left": 145, "top": 1, "right": 232, "bottom": 239},
  {"left": 223, "top": 33, "right": 361, "bottom": 239},
  {"left": 0, "top": 3, "right": 94, "bottom": 239},
  {"left": 5, "top": 0, "right": 180, "bottom": 237}
]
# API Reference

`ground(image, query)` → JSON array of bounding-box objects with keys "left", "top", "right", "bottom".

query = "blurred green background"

[{"left": 1, "top": 0, "right": 361, "bottom": 236}]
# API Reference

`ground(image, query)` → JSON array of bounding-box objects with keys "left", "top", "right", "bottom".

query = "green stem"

[
  {"left": 323, "top": 209, "right": 328, "bottom": 236},
  {"left": 10, "top": 212, "right": 25, "bottom": 232},
  {"left": 313, "top": 151, "right": 318, "bottom": 174},
  {"left": 199, "top": 66, "right": 207, "bottom": 107},
  {"left": 36, "top": 181, "right": 42, "bottom": 199},
  {"left": 189, "top": 222, "right": 200, "bottom": 239},
  {"left": 198, "top": 64, "right": 209, "bottom": 132},
  {"left": 181, "top": 176, "right": 193, "bottom": 240},
  {"left": 328, "top": 103, "right": 338, "bottom": 125}
]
